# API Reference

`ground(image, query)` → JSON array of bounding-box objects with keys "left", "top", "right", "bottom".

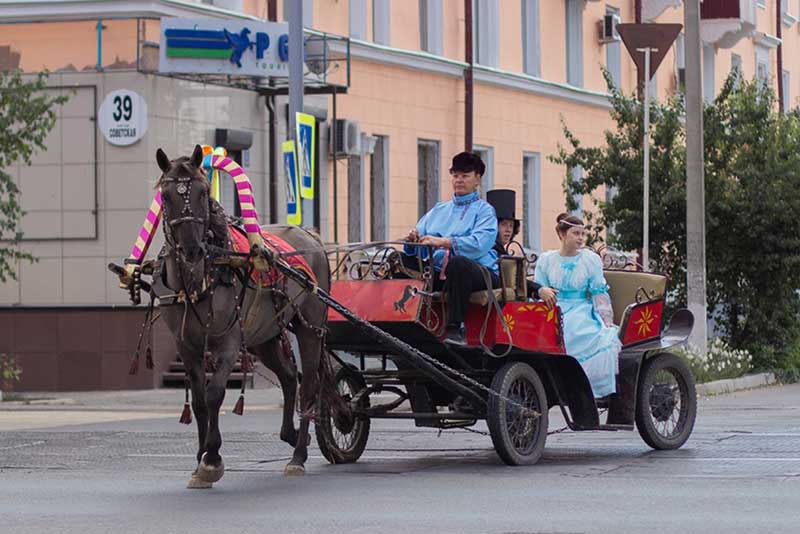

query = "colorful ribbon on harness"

[
  {"left": 125, "top": 149, "right": 262, "bottom": 275},
  {"left": 201, "top": 145, "right": 227, "bottom": 202}
]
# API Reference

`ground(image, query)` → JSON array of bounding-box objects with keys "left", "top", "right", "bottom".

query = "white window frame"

[
  {"left": 372, "top": 0, "right": 390, "bottom": 45},
  {"left": 474, "top": 0, "right": 499, "bottom": 67},
  {"left": 783, "top": 70, "right": 791, "bottom": 113},
  {"left": 570, "top": 166, "right": 583, "bottom": 217},
  {"left": 756, "top": 45, "right": 770, "bottom": 90},
  {"left": 349, "top": 0, "right": 367, "bottom": 40},
  {"left": 605, "top": 5, "right": 621, "bottom": 89},
  {"left": 523, "top": 152, "right": 542, "bottom": 252},
  {"left": 419, "top": 0, "right": 443, "bottom": 55},
  {"left": 521, "top": 0, "right": 541, "bottom": 77},
  {"left": 417, "top": 139, "right": 440, "bottom": 218},
  {"left": 565, "top": 0, "right": 584, "bottom": 87},
  {"left": 731, "top": 52, "right": 742, "bottom": 89},
  {"left": 703, "top": 44, "right": 716, "bottom": 103},
  {"left": 473, "top": 145, "right": 494, "bottom": 196}
]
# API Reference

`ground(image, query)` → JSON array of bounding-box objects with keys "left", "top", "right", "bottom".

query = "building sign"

[
  {"left": 296, "top": 112, "right": 316, "bottom": 199},
  {"left": 160, "top": 18, "right": 290, "bottom": 77},
  {"left": 282, "top": 140, "right": 301, "bottom": 225},
  {"left": 98, "top": 89, "right": 148, "bottom": 146}
]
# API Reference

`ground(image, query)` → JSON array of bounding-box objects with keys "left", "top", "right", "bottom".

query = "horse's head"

[{"left": 156, "top": 145, "right": 210, "bottom": 264}]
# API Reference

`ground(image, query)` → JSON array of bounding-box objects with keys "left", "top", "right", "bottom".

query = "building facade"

[{"left": 0, "top": 0, "right": 796, "bottom": 390}]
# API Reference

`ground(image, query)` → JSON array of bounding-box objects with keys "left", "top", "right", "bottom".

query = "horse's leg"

[
  {"left": 251, "top": 337, "right": 300, "bottom": 447},
  {"left": 182, "top": 349, "right": 212, "bottom": 489},
  {"left": 195, "top": 338, "right": 237, "bottom": 485},
  {"left": 284, "top": 321, "right": 323, "bottom": 476}
]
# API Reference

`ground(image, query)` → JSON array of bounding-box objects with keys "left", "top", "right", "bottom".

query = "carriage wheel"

[
  {"left": 487, "top": 362, "right": 548, "bottom": 466},
  {"left": 635, "top": 352, "right": 697, "bottom": 450},
  {"left": 315, "top": 363, "right": 370, "bottom": 464}
]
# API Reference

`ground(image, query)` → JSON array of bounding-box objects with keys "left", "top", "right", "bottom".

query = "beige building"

[{"left": 0, "top": 0, "right": 795, "bottom": 390}]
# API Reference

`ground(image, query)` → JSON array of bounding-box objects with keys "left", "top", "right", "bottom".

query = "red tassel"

[
  {"left": 145, "top": 347, "right": 154, "bottom": 370},
  {"left": 179, "top": 402, "right": 192, "bottom": 425},
  {"left": 128, "top": 352, "right": 140, "bottom": 375},
  {"left": 240, "top": 353, "right": 251, "bottom": 372},
  {"left": 232, "top": 394, "right": 244, "bottom": 416}
]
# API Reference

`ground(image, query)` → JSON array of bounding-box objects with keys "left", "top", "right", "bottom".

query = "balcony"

[{"left": 700, "top": 0, "right": 757, "bottom": 49}]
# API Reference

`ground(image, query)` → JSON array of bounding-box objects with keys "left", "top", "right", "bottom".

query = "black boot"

[{"left": 443, "top": 323, "right": 466, "bottom": 347}]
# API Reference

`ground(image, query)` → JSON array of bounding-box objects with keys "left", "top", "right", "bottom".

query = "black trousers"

[{"left": 400, "top": 253, "right": 499, "bottom": 324}]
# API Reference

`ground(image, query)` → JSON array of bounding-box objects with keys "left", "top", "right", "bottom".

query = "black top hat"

[
  {"left": 449, "top": 151, "right": 485, "bottom": 176},
  {"left": 487, "top": 189, "right": 518, "bottom": 221}
]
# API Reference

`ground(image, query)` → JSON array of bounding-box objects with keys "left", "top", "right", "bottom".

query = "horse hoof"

[
  {"left": 196, "top": 453, "right": 225, "bottom": 483},
  {"left": 187, "top": 474, "right": 213, "bottom": 489},
  {"left": 284, "top": 464, "right": 305, "bottom": 476}
]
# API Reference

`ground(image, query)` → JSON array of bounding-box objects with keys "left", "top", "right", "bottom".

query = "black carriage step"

[{"left": 596, "top": 424, "right": 634, "bottom": 431}]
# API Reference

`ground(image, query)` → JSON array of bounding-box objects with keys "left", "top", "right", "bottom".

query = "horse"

[{"left": 154, "top": 144, "right": 331, "bottom": 488}]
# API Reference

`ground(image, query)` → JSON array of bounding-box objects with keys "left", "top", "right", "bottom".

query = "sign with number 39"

[{"left": 98, "top": 89, "right": 148, "bottom": 146}]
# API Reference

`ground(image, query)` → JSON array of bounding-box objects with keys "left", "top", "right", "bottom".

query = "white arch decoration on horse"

[{"left": 127, "top": 150, "right": 262, "bottom": 266}]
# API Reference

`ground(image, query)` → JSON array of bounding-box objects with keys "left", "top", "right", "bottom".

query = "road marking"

[{"left": 0, "top": 440, "right": 45, "bottom": 451}]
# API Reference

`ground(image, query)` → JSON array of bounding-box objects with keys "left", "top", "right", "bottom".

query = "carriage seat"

[
  {"left": 467, "top": 256, "right": 527, "bottom": 306},
  {"left": 603, "top": 270, "right": 667, "bottom": 325}
]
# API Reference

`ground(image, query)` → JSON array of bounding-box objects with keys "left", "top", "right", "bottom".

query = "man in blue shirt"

[{"left": 403, "top": 152, "right": 499, "bottom": 345}]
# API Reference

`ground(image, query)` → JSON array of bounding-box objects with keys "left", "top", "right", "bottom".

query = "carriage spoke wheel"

[
  {"left": 635, "top": 352, "right": 697, "bottom": 450},
  {"left": 487, "top": 362, "right": 548, "bottom": 466},
  {"left": 315, "top": 363, "right": 370, "bottom": 464}
]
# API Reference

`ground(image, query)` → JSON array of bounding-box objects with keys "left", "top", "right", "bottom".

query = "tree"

[
  {"left": 551, "top": 71, "right": 800, "bottom": 373},
  {"left": 0, "top": 70, "right": 69, "bottom": 283}
]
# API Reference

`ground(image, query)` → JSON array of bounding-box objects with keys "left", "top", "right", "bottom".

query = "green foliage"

[
  {"left": 0, "top": 353, "right": 22, "bottom": 394},
  {"left": 0, "top": 70, "right": 70, "bottom": 283},
  {"left": 551, "top": 70, "right": 800, "bottom": 372}
]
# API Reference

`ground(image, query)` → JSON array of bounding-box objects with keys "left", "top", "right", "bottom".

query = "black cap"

[{"left": 449, "top": 151, "right": 485, "bottom": 176}]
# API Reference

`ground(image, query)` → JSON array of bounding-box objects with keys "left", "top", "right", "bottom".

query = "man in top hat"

[{"left": 486, "top": 189, "right": 557, "bottom": 308}]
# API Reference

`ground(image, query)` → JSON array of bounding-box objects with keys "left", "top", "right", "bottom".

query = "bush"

[
  {"left": 677, "top": 338, "right": 752, "bottom": 384},
  {"left": 0, "top": 353, "right": 22, "bottom": 395}
]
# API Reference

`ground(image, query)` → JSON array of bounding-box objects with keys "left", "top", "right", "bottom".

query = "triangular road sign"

[{"left": 616, "top": 23, "right": 683, "bottom": 82}]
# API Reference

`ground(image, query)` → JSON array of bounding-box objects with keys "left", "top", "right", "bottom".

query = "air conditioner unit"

[
  {"left": 598, "top": 13, "right": 621, "bottom": 43},
  {"left": 330, "top": 119, "right": 361, "bottom": 157}
]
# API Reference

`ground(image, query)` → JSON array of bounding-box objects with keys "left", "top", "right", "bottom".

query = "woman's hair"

[{"left": 556, "top": 212, "right": 584, "bottom": 235}]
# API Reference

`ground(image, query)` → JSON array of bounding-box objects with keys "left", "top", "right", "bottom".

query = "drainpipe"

[
  {"left": 464, "top": 0, "right": 474, "bottom": 152},
  {"left": 96, "top": 20, "right": 103, "bottom": 70},
  {"left": 635, "top": 0, "right": 641, "bottom": 23},
  {"left": 777, "top": 0, "right": 784, "bottom": 113},
  {"left": 267, "top": 0, "right": 277, "bottom": 21}
]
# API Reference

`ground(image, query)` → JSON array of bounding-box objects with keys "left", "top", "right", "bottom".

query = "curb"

[{"left": 696, "top": 372, "right": 777, "bottom": 396}]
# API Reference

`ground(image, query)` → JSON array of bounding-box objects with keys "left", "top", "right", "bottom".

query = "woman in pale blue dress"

[{"left": 534, "top": 213, "right": 621, "bottom": 398}]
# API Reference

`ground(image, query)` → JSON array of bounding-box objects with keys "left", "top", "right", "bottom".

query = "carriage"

[
  {"left": 313, "top": 245, "right": 698, "bottom": 466},
  {"left": 112, "top": 145, "right": 697, "bottom": 486}
]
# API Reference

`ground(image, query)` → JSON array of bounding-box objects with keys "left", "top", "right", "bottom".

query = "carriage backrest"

[{"left": 604, "top": 270, "right": 667, "bottom": 325}]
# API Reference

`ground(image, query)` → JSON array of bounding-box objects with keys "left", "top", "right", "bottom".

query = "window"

[
  {"left": 417, "top": 139, "right": 440, "bottom": 218},
  {"left": 570, "top": 166, "right": 583, "bottom": 216},
  {"left": 648, "top": 71, "right": 658, "bottom": 100},
  {"left": 283, "top": 0, "right": 313, "bottom": 27},
  {"left": 373, "top": 0, "right": 390, "bottom": 45},
  {"left": 565, "top": 0, "right": 584, "bottom": 87},
  {"left": 756, "top": 45, "right": 770, "bottom": 90},
  {"left": 349, "top": 0, "right": 367, "bottom": 40},
  {"left": 731, "top": 53, "right": 742, "bottom": 88},
  {"left": 703, "top": 44, "right": 715, "bottom": 103},
  {"left": 419, "top": 0, "right": 443, "bottom": 55},
  {"left": 605, "top": 6, "right": 621, "bottom": 88},
  {"left": 473, "top": 0, "right": 499, "bottom": 67},
  {"left": 370, "top": 135, "right": 389, "bottom": 241},
  {"left": 473, "top": 145, "right": 494, "bottom": 195},
  {"left": 522, "top": 153, "right": 541, "bottom": 251},
  {"left": 675, "top": 33, "right": 685, "bottom": 91},
  {"left": 783, "top": 70, "right": 791, "bottom": 113},
  {"left": 521, "top": 0, "right": 541, "bottom": 76}
]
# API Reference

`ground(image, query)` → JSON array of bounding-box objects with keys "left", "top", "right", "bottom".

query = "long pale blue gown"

[{"left": 534, "top": 249, "right": 621, "bottom": 398}]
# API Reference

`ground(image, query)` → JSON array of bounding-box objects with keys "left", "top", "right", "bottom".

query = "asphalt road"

[{"left": 1, "top": 384, "right": 799, "bottom": 534}]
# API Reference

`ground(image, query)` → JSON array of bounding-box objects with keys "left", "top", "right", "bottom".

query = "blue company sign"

[{"left": 159, "top": 18, "right": 291, "bottom": 77}]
